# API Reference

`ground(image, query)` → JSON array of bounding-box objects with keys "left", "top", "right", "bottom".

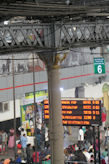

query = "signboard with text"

[
  {"left": 94, "top": 58, "right": 105, "bottom": 74},
  {"left": 43, "top": 99, "right": 101, "bottom": 126},
  {"left": 23, "top": 90, "right": 48, "bottom": 104},
  {"left": 25, "top": 90, "right": 48, "bottom": 99}
]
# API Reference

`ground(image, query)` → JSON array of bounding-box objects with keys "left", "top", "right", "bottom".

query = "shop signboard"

[
  {"left": 25, "top": 90, "right": 48, "bottom": 101},
  {"left": 94, "top": 57, "right": 105, "bottom": 74},
  {"left": 25, "top": 90, "right": 48, "bottom": 99},
  {"left": 23, "top": 90, "right": 48, "bottom": 104},
  {"left": 43, "top": 99, "right": 102, "bottom": 126}
]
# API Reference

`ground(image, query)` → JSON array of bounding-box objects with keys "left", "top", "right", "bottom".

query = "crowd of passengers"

[
  {"left": 0, "top": 123, "right": 50, "bottom": 164},
  {"left": 0, "top": 145, "right": 51, "bottom": 164},
  {"left": 64, "top": 126, "right": 109, "bottom": 164},
  {"left": 0, "top": 126, "right": 109, "bottom": 164}
]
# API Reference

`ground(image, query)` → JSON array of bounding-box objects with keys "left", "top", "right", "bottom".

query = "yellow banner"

[{"left": 25, "top": 90, "right": 48, "bottom": 99}]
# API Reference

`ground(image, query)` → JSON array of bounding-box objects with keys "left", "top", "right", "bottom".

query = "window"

[{"left": 3, "top": 102, "right": 9, "bottom": 112}]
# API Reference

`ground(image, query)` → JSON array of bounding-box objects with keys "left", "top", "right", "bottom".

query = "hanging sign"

[{"left": 94, "top": 57, "right": 105, "bottom": 74}]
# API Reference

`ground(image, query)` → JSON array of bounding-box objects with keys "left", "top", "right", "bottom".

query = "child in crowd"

[{"left": 15, "top": 155, "right": 21, "bottom": 163}]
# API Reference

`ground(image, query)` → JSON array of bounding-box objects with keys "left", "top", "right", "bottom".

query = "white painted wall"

[
  {"left": 61, "top": 88, "right": 75, "bottom": 98},
  {"left": 61, "top": 82, "right": 109, "bottom": 99},
  {"left": 85, "top": 82, "right": 109, "bottom": 98},
  {"left": 84, "top": 84, "right": 103, "bottom": 98}
]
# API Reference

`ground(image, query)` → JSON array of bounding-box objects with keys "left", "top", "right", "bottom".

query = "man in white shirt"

[
  {"left": 105, "top": 156, "right": 108, "bottom": 164},
  {"left": 78, "top": 126, "right": 84, "bottom": 148},
  {"left": 36, "top": 117, "right": 42, "bottom": 130},
  {"left": 83, "top": 148, "right": 91, "bottom": 162}
]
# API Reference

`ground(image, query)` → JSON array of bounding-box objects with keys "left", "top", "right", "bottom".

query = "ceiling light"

[
  {"left": 60, "top": 87, "right": 64, "bottom": 92},
  {"left": 66, "top": 0, "right": 70, "bottom": 5},
  {"left": 73, "top": 27, "right": 76, "bottom": 31},
  {"left": 4, "top": 21, "right": 9, "bottom": 25}
]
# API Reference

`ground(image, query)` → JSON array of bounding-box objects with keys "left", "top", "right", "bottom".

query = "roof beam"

[{"left": 0, "top": 22, "right": 109, "bottom": 54}]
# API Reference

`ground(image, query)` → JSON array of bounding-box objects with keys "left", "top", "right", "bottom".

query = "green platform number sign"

[{"left": 94, "top": 58, "right": 105, "bottom": 74}]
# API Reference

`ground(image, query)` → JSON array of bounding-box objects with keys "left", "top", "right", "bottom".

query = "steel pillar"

[
  {"left": 38, "top": 23, "right": 64, "bottom": 163},
  {"left": 47, "top": 65, "right": 64, "bottom": 164}
]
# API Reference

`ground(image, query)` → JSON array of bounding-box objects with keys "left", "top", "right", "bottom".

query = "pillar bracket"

[{"left": 38, "top": 51, "right": 67, "bottom": 69}]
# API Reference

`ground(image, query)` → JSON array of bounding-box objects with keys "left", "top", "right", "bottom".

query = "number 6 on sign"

[{"left": 97, "top": 65, "right": 102, "bottom": 73}]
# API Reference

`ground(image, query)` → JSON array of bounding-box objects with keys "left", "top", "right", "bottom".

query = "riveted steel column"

[
  {"left": 47, "top": 65, "right": 64, "bottom": 164},
  {"left": 38, "top": 23, "right": 64, "bottom": 164}
]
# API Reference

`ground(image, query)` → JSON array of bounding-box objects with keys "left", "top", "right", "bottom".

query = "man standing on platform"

[
  {"left": 21, "top": 134, "right": 28, "bottom": 159},
  {"left": 78, "top": 126, "right": 84, "bottom": 148},
  {"left": 2, "top": 130, "right": 7, "bottom": 153}
]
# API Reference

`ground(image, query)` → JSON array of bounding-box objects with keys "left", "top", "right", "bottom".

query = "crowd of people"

[
  {"left": 0, "top": 123, "right": 50, "bottom": 164},
  {"left": 0, "top": 125, "right": 109, "bottom": 164},
  {"left": 64, "top": 126, "right": 109, "bottom": 164}
]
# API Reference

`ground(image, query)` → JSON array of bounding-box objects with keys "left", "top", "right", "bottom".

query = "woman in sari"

[{"left": 8, "top": 128, "right": 15, "bottom": 148}]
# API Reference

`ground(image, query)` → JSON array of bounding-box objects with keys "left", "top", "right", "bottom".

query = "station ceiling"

[{"left": 0, "top": 0, "right": 109, "bottom": 23}]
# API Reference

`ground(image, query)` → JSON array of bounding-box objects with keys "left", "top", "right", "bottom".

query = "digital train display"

[{"left": 43, "top": 100, "right": 101, "bottom": 126}]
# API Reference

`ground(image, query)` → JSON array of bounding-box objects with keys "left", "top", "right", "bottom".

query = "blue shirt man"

[
  {"left": 20, "top": 134, "right": 27, "bottom": 159},
  {"left": 21, "top": 134, "right": 27, "bottom": 148}
]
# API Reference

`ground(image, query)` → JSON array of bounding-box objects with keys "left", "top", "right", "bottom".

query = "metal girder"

[
  {"left": 0, "top": 22, "right": 109, "bottom": 53},
  {"left": 0, "top": 24, "right": 53, "bottom": 54},
  {"left": 55, "top": 23, "right": 109, "bottom": 49}
]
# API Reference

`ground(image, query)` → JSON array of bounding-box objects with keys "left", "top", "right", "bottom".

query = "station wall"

[{"left": 0, "top": 82, "right": 108, "bottom": 122}]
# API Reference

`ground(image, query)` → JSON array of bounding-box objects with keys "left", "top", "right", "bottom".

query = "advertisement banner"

[{"left": 21, "top": 104, "right": 35, "bottom": 124}]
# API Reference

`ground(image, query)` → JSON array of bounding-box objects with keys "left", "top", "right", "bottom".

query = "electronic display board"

[{"left": 43, "top": 99, "right": 101, "bottom": 126}]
